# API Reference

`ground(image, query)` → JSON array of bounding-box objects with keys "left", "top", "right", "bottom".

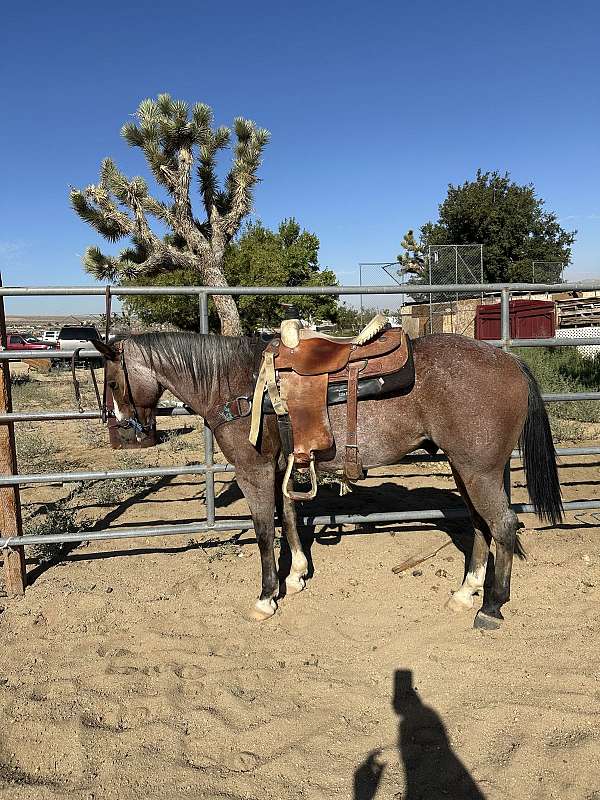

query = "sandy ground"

[{"left": 1, "top": 367, "right": 600, "bottom": 800}]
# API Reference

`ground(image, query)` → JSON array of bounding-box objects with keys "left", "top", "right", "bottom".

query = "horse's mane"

[{"left": 126, "top": 332, "right": 265, "bottom": 399}]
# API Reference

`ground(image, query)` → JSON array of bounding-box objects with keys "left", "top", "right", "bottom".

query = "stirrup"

[{"left": 283, "top": 453, "right": 318, "bottom": 501}]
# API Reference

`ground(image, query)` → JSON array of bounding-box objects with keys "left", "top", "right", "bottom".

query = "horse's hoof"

[
  {"left": 473, "top": 610, "right": 503, "bottom": 630},
  {"left": 285, "top": 575, "right": 306, "bottom": 595},
  {"left": 249, "top": 598, "right": 277, "bottom": 622},
  {"left": 444, "top": 592, "right": 473, "bottom": 613}
]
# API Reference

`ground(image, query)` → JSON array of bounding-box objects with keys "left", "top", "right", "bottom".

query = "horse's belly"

[{"left": 318, "top": 395, "right": 424, "bottom": 471}]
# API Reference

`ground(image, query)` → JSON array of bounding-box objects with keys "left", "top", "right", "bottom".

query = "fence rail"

[
  {"left": 1, "top": 281, "right": 598, "bottom": 295},
  {"left": 1, "top": 280, "right": 599, "bottom": 566}
]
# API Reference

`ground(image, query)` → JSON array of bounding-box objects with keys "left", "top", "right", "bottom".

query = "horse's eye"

[{"left": 108, "top": 381, "right": 118, "bottom": 391}]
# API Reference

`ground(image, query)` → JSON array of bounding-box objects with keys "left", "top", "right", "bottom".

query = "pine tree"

[
  {"left": 397, "top": 229, "right": 427, "bottom": 280},
  {"left": 70, "top": 94, "right": 270, "bottom": 335}
]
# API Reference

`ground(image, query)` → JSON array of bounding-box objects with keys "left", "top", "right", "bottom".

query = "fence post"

[
  {"left": 500, "top": 287, "right": 510, "bottom": 352},
  {"left": 199, "top": 292, "right": 215, "bottom": 527},
  {"left": 500, "top": 287, "right": 512, "bottom": 504},
  {"left": 0, "top": 276, "right": 26, "bottom": 595}
]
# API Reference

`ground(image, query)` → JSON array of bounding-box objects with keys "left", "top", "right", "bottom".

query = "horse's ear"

[{"left": 93, "top": 340, "right": 119, "bottom": 361}]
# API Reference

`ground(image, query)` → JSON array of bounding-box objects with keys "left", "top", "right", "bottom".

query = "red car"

[{"left": 5, "top": 333, "right": 52, "bottom": 350}]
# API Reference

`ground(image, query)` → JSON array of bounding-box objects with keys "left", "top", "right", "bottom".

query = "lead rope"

[
  {"left": 70, "top": 348, "right": 104, "bottom": 415},
  {"left": 71, "top": 348, "right": 84, "bottom": 413},
  {"left": 102, "top": 286, "right": 112, "bottom": 423}
]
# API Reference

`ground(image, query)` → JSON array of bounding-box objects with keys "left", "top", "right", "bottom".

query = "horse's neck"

[
  {"left": 150, "top": 339, "right": 256, "bottom": 416},
  {"left": 152, "top": 367, "right": 207, "bottom": 416}
]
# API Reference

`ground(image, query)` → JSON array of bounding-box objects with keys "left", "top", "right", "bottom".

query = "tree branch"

[
  {"left": 70, "top": 187, "right": 133, "bottom": 242},
  {"left": 221, "top": 120, "right": 270, "bottom": 238},
  {"left": 160, "top": 146, "right": 211, "bottom": 256}
]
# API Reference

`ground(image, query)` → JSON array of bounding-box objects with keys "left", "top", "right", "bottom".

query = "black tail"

[{"left": 518, "top": 361, "right": 563, "bottom": 525}]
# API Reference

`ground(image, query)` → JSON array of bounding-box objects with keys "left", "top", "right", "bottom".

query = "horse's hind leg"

[
  {"left": 450, "top": 466, "right": 519, "bottom": 629},
  {"left": 275, "top": 470, "right": 308, "bottom": 595},
  {"left": 445, "top": 466, "right": 491, "bottom": 612},
  {"left": 475, "top": 503, "right": 519, "bottom": 630}
]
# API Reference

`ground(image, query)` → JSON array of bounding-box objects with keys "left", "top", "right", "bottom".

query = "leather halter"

[{"left": 116, "top": 347, "right": 154, "bottom": 437}]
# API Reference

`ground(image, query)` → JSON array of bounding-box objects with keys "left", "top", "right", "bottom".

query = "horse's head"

[{"left": 93, "top": 339, "right": 164, "bottom": 442}]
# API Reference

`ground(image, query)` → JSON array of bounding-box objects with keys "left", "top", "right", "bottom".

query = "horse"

[{"left": 93, "top": 331, "right": 562, "bottom": 630}]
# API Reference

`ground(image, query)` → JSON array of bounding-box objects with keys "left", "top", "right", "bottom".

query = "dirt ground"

[{"left": 1, "top": 366, "right": 600, "bottom": 800}]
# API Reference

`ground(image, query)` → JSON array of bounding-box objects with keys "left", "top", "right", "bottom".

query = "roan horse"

[{"left": 93, "top": 331, "right": 562, "bottom": 630}]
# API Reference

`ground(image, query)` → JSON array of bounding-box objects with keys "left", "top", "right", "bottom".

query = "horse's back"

[
  {"left": 319, "top": 332, "right": 529, "bottom": 473},
  {"left": 412, "top": 333, "right": 529, "bottom": 465}
]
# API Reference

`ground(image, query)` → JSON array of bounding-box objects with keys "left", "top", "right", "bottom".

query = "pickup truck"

[
  {"left": 57, "top": 325, "right": 102, "bottom": 365},
  {"left": 5, "top": 333, "right": 52, "bottom": 351}
]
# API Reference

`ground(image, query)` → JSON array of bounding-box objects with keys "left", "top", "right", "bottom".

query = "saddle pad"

[{"left": 261, "top": 335, "right": 415, "bottom": 414}]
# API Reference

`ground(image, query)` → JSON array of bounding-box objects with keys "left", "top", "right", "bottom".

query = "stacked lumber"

[{"left": 556, "top": 296, "right": 600, "bottom": 328}]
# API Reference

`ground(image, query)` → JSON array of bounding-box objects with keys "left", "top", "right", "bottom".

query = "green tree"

[
  {"left": 334, "top": 303, "right": 364, "bottom": 333},
  {"left": 397, "top": 229, "right": 427, "bottom": 280},
  {"left": 70, "top": 94, "right": 269, "bottom": 335},
  {"left": 399, "top": 170, "right": 576, "bottom": 284},
  {"left": 122, "top": 219, "right": 339, "bottom": 333}
]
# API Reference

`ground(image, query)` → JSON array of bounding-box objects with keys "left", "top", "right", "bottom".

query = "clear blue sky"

[{"left": 2, "top": 0, "right": 599, "bottom": 315}]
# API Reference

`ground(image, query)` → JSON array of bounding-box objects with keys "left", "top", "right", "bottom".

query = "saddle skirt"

[{"left": 249, "top": 316, "right": 415, "bottom": 500}]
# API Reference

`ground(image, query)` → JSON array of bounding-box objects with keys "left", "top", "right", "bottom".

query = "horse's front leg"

[
  {"left": 235, "top": 466, "right": 279, "bottom": 621},
  {"left": 275, "top": 475, "right": 308, "bottom": 595}
]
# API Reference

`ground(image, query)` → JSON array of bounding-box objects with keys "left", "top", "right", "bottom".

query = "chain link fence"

[
  {"left": 358, "top": 247, "right": 484, "bottom": 336},
  {"left": 356, "top": 263, "right": 409, "bottom": 328},
  {"left": 353, "top": 252, "right": 566, "bottom": 337},
  {"left": 423, "top": 245, "right": 484, "bottom": 335},
  {"left": 532, "top": 261, "right": 565, "bottom": 283}
]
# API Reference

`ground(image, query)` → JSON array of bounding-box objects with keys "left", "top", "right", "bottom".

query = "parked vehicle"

[
  {"left": 42, "top": 330, "right": 59, "bottom": 343},
  {"left": 5, "top": 333, "right": 52, "bottom": 351},
  {"left": 57, "top": 325, "right": 102, "bottom": 365}
]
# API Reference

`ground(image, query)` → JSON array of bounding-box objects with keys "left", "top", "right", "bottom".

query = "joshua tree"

[{"left": 70, "top": 94, "right": 270, "bottom": 334}]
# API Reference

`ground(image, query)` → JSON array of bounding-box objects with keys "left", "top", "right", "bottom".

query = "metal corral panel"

[{"left": 475, "top": 299, "right": 556, "bottom": 340}]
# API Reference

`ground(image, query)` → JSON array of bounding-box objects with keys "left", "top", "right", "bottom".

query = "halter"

[{"left": 116, "top": 346, "right": 155, "bottom": 437}]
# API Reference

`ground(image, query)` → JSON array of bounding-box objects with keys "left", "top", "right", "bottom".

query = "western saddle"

[{"left": 249, "top": 312, "right": 414, "bottom": 500}]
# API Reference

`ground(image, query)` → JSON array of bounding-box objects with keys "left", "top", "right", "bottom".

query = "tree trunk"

[
  {"left": 201, "top": 251, "right": 242, "bottom": 336},
  {"left": 213, "top": 293, "right": 242, "bottom": 336}
]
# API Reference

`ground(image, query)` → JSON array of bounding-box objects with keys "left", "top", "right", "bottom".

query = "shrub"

[
  {"left": 24, "top": 508, "right": 80, "bottom": 562},
  {"left": 516, "top": 347, "right": 600, "bottom": 424}
]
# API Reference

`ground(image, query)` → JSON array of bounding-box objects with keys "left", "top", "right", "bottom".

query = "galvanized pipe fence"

[{"left": 1, "top": 281, "right": 599, "bottom": 559}]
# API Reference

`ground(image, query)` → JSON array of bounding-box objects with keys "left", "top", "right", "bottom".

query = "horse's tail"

[{"left": 517, "top": 360, "right": 563, "bottom": 525}]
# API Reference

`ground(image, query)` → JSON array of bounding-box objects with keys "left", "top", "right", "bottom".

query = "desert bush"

[
  {"left": 549, "top": 418, "right": 587, "bottom": 443},
  {"left": 24, "top": 508, "right": 80, "bottom": 562},
  {"left": 10, "top": 373, "right": 31, "bottom": 387},
  {"left": 11, "top": 376, "right": 41, "bottom": 407},
  {"left": 516, "top": 347, "right": 600, "bottom": 423},
  {"left": 86, "top": 476, "right": 156, "bottom": 506},
  {"left": 159, "top": 427, "right": 197, "bottom": 452},
  {"left": 15, "top": 428, "right": 55, "bottom": 470}
]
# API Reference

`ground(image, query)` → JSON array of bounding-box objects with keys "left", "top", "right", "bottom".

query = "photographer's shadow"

[{"left": 354, "top": 670, "right": 486, "bottom": 800}]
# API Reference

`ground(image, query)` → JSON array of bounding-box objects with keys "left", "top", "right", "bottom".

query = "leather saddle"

[{"left": 249, "top": 314, "right": 414, "bottom": 500}]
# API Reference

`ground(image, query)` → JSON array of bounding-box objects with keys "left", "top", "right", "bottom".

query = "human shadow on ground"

[{"left": 354, "top": 669, "right": 486, "bottom": 800}]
